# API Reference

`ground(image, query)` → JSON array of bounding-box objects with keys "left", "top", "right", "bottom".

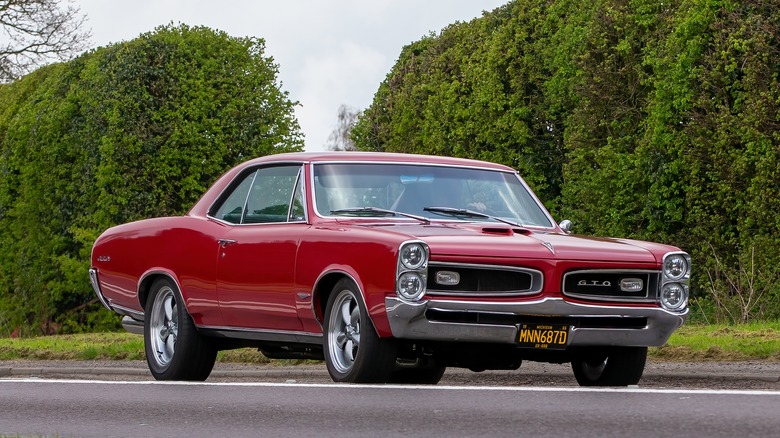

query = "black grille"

[
  {"left": 563, "top": 271, "right": 658, "bottom": 300},
  {"left": 426, "top": 264, "right": 541, "bottom": 296}
]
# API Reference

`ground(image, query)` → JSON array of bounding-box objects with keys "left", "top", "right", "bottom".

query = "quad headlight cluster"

[
  {"left": 396, "top": 241, "right": 429, "bottom": 301},
  {"left": 659, "top": 252, "right": 691, "bottom": 311}
]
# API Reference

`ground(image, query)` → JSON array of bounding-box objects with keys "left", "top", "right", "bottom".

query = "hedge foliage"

[
  {"left": 0, "top": 24, "right": 303, "bottom": 335},
  {"left": 354, "top": 0, "right": 780, "bottom": 322}
]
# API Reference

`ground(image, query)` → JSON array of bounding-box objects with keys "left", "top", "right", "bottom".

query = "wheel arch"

[
  {"left": 312, "top": 269, "right": 370, "bottom": 329},
  {"left": 138, "top": 269, "right": 186, "bottom": 312}
]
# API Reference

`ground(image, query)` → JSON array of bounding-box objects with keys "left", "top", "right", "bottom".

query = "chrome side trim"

[
  {"left": 385, "top": 296, "right": 687, "bottom": 347},
  {"left": 208, "top": 217, "right": 308, "bottom": 227},
  {"left": 197, "top": 326, "right": 322, "bottom": 345},
  {"left": 88, "top": 268, "right": 112, "bottom": 311},
  {"left": 111, "top": 303, "right": 145, "bottom": 321},
  {"left": 426, "top": 262, "right": 543, "bottom": 297}
]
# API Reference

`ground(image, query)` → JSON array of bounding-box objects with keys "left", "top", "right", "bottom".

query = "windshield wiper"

[
  {"left": 423, "top": 206, "right": 525, "bottom": 228},
  {"left": 330, "top": 207, "right": 430, "bottom": 224}
]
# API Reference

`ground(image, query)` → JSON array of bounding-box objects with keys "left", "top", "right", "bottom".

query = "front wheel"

[
  {"left": 571, "top": 346, "right": 647, "bottom": 386},
  {"left": 144, "top": 278, "right": 217, "bottom": 381},
  {"left": 323, "top": 279, "right": 396, "bottom": 383}
]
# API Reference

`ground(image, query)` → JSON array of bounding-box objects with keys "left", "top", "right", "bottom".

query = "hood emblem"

[
  {"left": 541, "top": 241, "right": 555, "bottom": 254},
  {"left": 579, "top": 280, "right": 611, "bottom": 287}
]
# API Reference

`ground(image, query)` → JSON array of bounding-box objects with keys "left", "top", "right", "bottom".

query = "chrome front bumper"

[{"left": 385, "top": 296, "right": 687, "bottom": 347}]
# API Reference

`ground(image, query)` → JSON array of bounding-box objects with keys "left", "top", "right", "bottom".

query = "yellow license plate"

[{"left": 517, "top": 323, "right": 569, "bottom": 349}]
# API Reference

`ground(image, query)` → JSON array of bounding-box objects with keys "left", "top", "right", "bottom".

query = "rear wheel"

[
  {"left": 144, "top": 278, "right": 217, "bottom": 381},
  {"left": 571, "top": 347, "right": 647, "bottom": 386},
  {"left": 323, "top": 278, "right": 396, "bottom": 383}
]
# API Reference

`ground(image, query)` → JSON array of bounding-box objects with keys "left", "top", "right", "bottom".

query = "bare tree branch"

[
  {"left": 326, "top": 104, "right": 359, "bottom": 151},
  {"left": 0, "top": 0, "right": 91, "bottom": 82}
]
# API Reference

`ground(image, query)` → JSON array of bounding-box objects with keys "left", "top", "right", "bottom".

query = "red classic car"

[{"left": 89, "top": 151, "right": 690, "bottom": 386}]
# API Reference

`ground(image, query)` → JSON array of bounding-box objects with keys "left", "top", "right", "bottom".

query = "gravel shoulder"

[{"left": 2, "top": 359, "right": 779, "bottom": 390}]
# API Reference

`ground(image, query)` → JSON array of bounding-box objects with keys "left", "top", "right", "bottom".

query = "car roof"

[
  {"left": 188, "top": 151, "right": 517, "bottom": 218},
  {"left": 241, "top": 151, "right": 516, "bottom": 172}
]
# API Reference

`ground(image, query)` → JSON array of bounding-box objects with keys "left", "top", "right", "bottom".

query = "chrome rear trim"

[{"left": 88, "top": 268, "right": 112, "bottom": 311}]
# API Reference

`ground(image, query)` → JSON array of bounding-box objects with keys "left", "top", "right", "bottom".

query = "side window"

[
  {"left": 212, "top": 170, "right": 256, "bottom": 224},
  {"left": 288, "top": 169, "right": 306, "bottom": 222},
  {"left": 243, "top": 165, "right": 301, "bottom": 224}
]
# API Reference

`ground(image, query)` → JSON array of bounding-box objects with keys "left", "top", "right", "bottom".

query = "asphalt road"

[
  {"left": 3, "top": 359, "right": 780, "bottom": 389},
  {"left": 2, "top": 378, "right": 780, "bottom": 437}
]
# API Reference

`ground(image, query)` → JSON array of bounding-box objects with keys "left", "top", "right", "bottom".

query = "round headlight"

[
  {"left": 397, "top": 272, "right": 426, "bottom": 301},
  {"left": 400, "top": 243, "right": 426, "bottom": 270},
  {"left": 660, "top": 283, "right": 688, "bottom": 311},
  {"left": 663, "top": 254, "right": 688, "bottom": 280}
]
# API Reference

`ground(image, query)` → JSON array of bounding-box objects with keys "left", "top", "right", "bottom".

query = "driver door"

[{"left": 214, "top": 164, "right": 307, "bottom": 331}]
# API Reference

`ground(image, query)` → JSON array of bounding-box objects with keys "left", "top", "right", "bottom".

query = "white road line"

[{"left": 2, "top": 378, "right": 780, "bottom": 396}]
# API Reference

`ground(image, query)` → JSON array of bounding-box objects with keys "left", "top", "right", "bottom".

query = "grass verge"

[
  {"left": 0, "top": 332, "right": 271, "bottom": 363},
  {"left": 651, "top": 321, "right": 780, "bottom": 361},
  {"left": 0, "top": 322, "right": 779, "bottom": 362}
]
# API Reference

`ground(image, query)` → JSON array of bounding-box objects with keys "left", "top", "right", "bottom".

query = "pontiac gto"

[{"left": 89, "top": 152, "right": 690, "bottom": 386}]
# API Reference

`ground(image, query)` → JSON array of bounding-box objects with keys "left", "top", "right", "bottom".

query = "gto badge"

[
  {"left": 96, "top": 256, "right": 111, "bottom": 262},
  {"left": 578, "top": 280, "right": 611, "bottom": 287}
]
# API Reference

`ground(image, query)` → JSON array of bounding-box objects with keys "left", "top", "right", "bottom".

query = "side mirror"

[{"left": 559, "top": 219, "right": 572, "bottom": 234}]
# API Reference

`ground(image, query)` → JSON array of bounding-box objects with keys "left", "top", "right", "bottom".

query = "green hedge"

[
  {"left": 354, "top": 0, "right": 780, "bottom": 322},
  {"left": 0, "top": 24, "right": 303, "bottom": 335}
]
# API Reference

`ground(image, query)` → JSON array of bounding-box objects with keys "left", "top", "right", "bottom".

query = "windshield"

[{"left": 313, "top": 163, "right": 554, "bottom": 228}]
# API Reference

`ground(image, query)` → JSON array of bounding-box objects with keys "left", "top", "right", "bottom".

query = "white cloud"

[{"left": 297, "top": 40, "right": 387, "bottom": 148}]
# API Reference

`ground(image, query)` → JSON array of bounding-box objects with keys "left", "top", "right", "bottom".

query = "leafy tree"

[
  {"left": 353, "top": 2, "right": 570, "bottom": 211},
  {"left": 671, "top": 0, "right": 780, "bottom": 321},
  {"left": 0, "top": 24, "right": 303, "bottom": 334},
  {"left": 354, "top": 0, "right": 780, "bottom": 321}
]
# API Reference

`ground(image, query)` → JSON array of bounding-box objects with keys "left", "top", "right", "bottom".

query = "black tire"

[
  {"left": 571, "top": 346, "right": 647, "bottom": 386},
  {"left": 390, "top": 359, "right": 446, "bottom": 385},
  {"left": 323, "top": 278, "right": 397, "bottom": 383},
  {"left": 144, "top": 278, "right": 217, "bottom": 381}
]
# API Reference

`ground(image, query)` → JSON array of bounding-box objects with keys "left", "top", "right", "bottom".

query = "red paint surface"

[{"left": 91, "top": 152, "right": 681, "bottom": 338}]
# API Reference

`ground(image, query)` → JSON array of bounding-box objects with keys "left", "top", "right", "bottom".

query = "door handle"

[{"left": 218, "top": 239, "right": 237, "bottom": 248}]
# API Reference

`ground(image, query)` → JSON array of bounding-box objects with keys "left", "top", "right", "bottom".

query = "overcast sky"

[{"left": 77, "top": 0, "right": 508, "bottom": 151}]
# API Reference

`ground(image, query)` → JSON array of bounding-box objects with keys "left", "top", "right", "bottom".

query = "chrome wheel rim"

[
  {"left": 149, "top": 286, "right": 178, "bottom": 367},
  {"left": 327, "top": 290, "right": 361, "bottom": 374}
]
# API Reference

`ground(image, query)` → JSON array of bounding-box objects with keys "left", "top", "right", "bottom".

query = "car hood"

[{"left": 361, "top": 222, "right": 660, "bottom": 264}]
